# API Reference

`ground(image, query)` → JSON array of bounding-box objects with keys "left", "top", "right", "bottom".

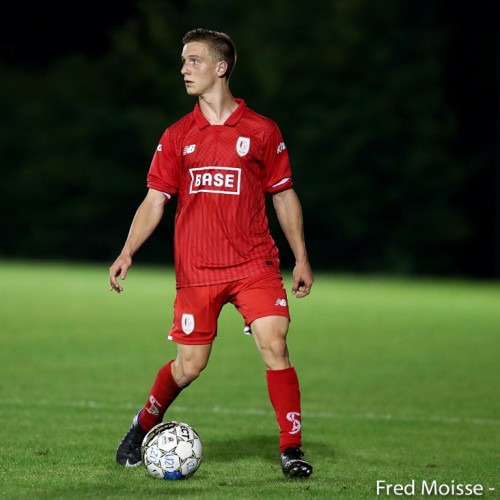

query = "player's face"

[{"left": 181, "top": 42, "right": 219, "bottom": 96}]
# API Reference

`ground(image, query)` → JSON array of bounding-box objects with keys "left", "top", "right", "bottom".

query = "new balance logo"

[
  {"left": 183, "top": 144, "right": 196, "bottom": 155},
  {"left": 275, "top": 298, "right": 287, "bottom": 307},
  {"left": 277, "top": 142, "right": 286, "bottom": 154}
]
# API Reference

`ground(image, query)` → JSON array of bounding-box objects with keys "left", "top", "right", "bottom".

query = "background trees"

[{"left": 0, "top": 0, "right": 497, "bottom": 277}]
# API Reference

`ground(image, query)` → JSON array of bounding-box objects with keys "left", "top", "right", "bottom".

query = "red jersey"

[{"left": 147, "top": 99, "right": 293, "bottom": 287}]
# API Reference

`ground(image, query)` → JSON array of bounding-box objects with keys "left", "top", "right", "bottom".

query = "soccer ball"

[{"left": 141, "top": 421, "right": 203, "bottom": 480}]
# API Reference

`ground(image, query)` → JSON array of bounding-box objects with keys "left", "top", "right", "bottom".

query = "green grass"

[{"left": 0, "top": 260, "right": 499, "bottom": 498}]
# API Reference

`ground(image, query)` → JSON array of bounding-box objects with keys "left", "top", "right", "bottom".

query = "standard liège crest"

[
  {"left": 236, "top": 136, "right": 250, "bottom": 157},
  {"left": 181, "top": 314, "right": 195, "bottom": 335}
]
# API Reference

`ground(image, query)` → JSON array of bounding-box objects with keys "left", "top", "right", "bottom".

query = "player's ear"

[{"left": 216, "top": 60, "right": 228, "bottom": 78}]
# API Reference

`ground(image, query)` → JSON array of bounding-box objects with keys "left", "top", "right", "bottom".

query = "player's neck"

[{"left": 198, "top": 87, "right": 238, "bottom": 125}]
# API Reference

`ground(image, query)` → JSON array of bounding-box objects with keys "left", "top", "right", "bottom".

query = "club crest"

[
  {"left": 181, "top": 313, "right": 195, "bottom": 335},
  {"left": 236, "top": 137, "right": 250, "bottom": 157}
]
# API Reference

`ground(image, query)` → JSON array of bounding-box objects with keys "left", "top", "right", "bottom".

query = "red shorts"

[{"left": 167, "top": 272, "right": 290, "bottom": 345}]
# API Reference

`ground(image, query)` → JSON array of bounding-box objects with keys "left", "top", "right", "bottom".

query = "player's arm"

[
  {"left": 109, "top": 188, "right": 168, "bottom": 293},
  {"left": 272, "top": 188, "right": 313, "bottom": 298}
]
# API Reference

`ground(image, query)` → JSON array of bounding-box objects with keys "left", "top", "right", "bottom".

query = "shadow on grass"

[{"left": 205, "top": 434, "right": 333, "bottom": 463}]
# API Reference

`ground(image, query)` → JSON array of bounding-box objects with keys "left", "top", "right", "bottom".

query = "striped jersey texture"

[{"left": 147, "top": 99, "right": 293, "bottom": 287}]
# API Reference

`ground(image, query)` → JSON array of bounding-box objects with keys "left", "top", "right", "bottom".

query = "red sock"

[
  {"left": 139, "top": 360, "right": 183, "bottom": 431},
  {"left": 266, "top": 366, "right": 302, "bottom": 453}
]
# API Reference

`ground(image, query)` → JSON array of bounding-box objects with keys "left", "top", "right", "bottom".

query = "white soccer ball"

[{"left": 141, "top": 421, "right": 203, "bottom": 480}]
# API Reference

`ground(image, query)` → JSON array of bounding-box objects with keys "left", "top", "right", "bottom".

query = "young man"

[{"left": 109, "top": 28, "right": 314, "bottom": 478}]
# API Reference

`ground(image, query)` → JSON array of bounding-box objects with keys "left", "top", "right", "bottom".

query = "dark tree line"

[{"left": 0, "top": 0, "right": 497, "bottom": 277}]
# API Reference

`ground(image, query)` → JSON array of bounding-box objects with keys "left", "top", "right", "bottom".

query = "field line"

[{"left": 2, "top": 398, "right": 500, "bottom": 427}]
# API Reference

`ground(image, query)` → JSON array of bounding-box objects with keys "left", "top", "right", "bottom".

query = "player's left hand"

[{"left": 291, "top": 261, "right": 313, "bottom": 298}]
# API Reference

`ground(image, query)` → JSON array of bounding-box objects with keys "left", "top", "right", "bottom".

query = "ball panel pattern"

[{"left": 141, "top": 421, "right": 203, "bottom": 480}]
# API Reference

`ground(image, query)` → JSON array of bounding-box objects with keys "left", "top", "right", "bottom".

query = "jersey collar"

[{"left": 194, "top": 98, "right": 246, "bottom": 129}]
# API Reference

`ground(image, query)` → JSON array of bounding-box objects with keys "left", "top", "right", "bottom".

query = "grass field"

[{"left": 0, "top": 260, "right": 499, "bottom": 498}]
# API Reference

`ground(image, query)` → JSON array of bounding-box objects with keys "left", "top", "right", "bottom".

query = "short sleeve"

[
  {"left": 262, "top": 123, "right": 293, "bottom": 194},
  {"left": 147, "top": 129, "right": 179, "bottom": 196}
]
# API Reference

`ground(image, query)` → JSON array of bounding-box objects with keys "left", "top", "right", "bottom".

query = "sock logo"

[
  {"left": 146, "top": 395, "right": 162, "bottom": 416},
  {"left": 286, "top": 411, "right": 301, "bottom": 434}
]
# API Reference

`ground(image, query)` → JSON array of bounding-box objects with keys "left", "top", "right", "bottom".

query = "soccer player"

[{"left": 109, "top": 28, "right": 314, "bottom": 478}]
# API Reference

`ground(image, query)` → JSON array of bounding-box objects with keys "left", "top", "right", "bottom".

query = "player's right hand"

[{"left": 109, "top": 254, "right": 132, "bottom": 293}]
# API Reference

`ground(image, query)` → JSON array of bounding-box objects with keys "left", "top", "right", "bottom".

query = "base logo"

[{"left": 189, "top": 167, "right": 241, "bottom": 195}]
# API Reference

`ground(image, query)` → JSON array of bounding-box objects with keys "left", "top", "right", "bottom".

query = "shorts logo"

[
  {"left": 181, "top": 313, "right": 195, "bottom": 335},
  {"left": 236, "top": 136, "right": 250, "bottom": 157},
  {"left": 286, "top": 412, "right": 301, "bottom": 435},
  {"left": 189, "top": 167, "right": 241, "bottom": 195},
  {"left": 275, "top": 298, "right": 287, "bottom": 307}
]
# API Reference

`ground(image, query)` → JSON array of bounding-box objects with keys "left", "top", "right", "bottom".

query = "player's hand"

[
  {"left": 109, "top": 253, "right": 132, "bottom": 293},
  {"left": 291, "top": 260, "right": 313, "bottom": 298}
]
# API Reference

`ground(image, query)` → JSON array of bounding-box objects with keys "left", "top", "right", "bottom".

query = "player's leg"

[
  {"left": 140, "top": 343, "right": 213, "bottom": 430},
  {"left": 251, "top": 316, "right": 313, "bottom": 478},
  {"left": 115, "top": 344, "right": 212, "bottom": 468},
  {"left": 250, "top": 315, "right": 290, "bottom": 369},
  {"left": 117, "top": 284, "right": 221, "bottom": 467},
  {"left": 231, "top": 273, "right": 313, "bottom": 477}
]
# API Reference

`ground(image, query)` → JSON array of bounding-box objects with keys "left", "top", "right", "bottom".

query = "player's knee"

[
  {"left": 186, "top": 362, "right": 208, "bottom": 385},
  {"left": 268, "top": 337, "right": 288, "bottom": 358},
  {"left": 173, "top": 360, "right": 206, "bottom": 387},
  {"left": 185, "top": 364, "right": 205, "bottom": 383},
  {"left": 260, "top": 338, "right": 289, "bottom": 368}
]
